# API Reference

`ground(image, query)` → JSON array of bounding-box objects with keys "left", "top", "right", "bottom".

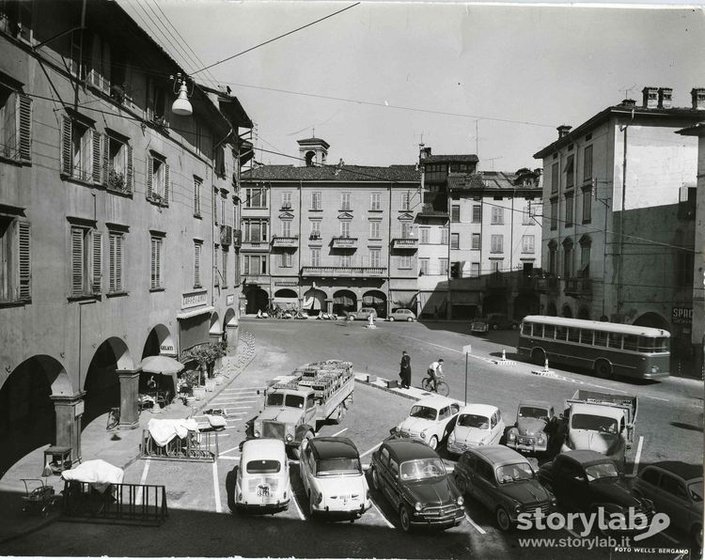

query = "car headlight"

[
  {"left": 253, "top": 430, "right": 261, "bottom": 438},
  {"left": 448, "top": 431, "right": 456, "bottom": 443},
  {"left": 508, "top": 431, "right": 516, "bottom": 441},
  {"left": 514, "top": 502, "right": 522, "bottom": 513},
  {"left": 286, "top": 434, "right": 293, "bottom": 442},
  {"left": 456, "top": 496, "right": 464, "bottom": 506},
  {"left": 537, "top": 434, "right": 546, "bottom": 443},
  {"left": 314, "top": 491, "right": 323, "bottom": 505},
  {"left": 420, "top": 430, "right": 427, "bottom": 439},
  {"left": 414, "top": 502, "right": 423, "bottom": 512}
]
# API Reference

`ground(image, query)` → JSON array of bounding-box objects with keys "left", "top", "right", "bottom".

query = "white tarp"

[
  {"left": 205, "top": 414, "right": 227, "bottom": 429},
  {"left": 147, "top": 418, "right": 199, "bottom": 447},
  {"left": 61, "top": 459, "right": 124, "bottom": 493}
]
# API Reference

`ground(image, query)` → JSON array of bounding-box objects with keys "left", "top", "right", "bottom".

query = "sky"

[{"left": 119, "top": 1, "right": 705, "bottom": 173}]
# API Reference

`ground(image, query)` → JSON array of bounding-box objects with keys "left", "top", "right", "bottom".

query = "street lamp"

[{"left": 171, "top": 73, "right": 193, "bottom": 117}]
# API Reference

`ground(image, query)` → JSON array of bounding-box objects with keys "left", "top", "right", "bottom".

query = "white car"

[
  {"left": 393, "top": 395, "right": 461, "bottom": 450},
  {"left": 235, "top": 439, "right": 290, "bottom": 511},
  {"left": 388, "top": 308, "right": 416, "bottom": 322},
  {"left": 447, "top": 404, "right": 506, "bottom": 455},
  {"left": 299, "top": 437, "right": 371, "bottom": 520}
]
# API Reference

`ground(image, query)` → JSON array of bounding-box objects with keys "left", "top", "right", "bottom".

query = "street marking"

[
  {"left": 136, "top": 459, "right": 150, "bottom": 505},
  {"left": 329, "top": 427, "right": 348, "bottom": 437},
  {"left": 464, "top": 512, "right": 486, "bottom": 535},
  {"left": 631, "top": 436, "right": 644, "bottom": 476},
  {"left": 220, "top": 445, "right": 241, "bottom": 456},
  {"left": 213, "top": 461, "right": 222, "bottom": 513},
  {"left": 371, "top": 498, "right": 394, "bottom": 528},
  {"left": 643, "top": 395, "right": 669, "bottom": 402},
  {"left": 360, "top": 442, "right": 382, "bottom": 458},
  {"left": 290, "top": 483, "right": 305, "bottom": 520},
  {"left": 218, "top": 456, "right": 240, "bottom": 460}
]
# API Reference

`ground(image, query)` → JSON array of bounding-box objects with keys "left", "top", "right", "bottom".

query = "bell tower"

[{"left": 297, "top": 136, "right": 329, "bottom": 167}]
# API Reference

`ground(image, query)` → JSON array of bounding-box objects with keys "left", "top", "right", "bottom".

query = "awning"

[
  {"left": 141, "top": 355, "right": 185, "bottom": 375},
  {"left": 177, "top": 306, "right": 215, "bottom": 320}
]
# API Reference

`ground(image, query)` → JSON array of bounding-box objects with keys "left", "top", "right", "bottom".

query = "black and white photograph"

[{"left": 0, "top": 1, "right": 703, "bottom": 559}]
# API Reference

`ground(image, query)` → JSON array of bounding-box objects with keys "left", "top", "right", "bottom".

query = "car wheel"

[
  {"left": 491, "top": 324, "right": 499, "bottom": 330},
  {"left": 495, "top": 507, "right": 512, "bottom": 531},
  {"left": 428, "top": 435, "right": 438, "bottom": 450},
  {"left": 531, "top": 348, "right": 545, "bottom": 366},
  {"left": 371, "top": 467, "right": 380, "bottom": 490},
  {"left": 594, "top": 359, "right": 613, "bottom": 379},
  {"left": 399, "top": 505, "right": 412, "bottom": 532},
  {"left": 389, "top": 316, "right": 395, "bottom": 322}
]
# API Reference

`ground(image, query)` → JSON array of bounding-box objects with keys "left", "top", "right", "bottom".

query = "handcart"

[{"left": 20, "top": 478, "right": 60, "bottom": 517}]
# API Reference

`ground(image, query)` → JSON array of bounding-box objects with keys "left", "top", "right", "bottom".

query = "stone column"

[
  {"left": 51, "top": 393, "right": 86, "bottom": 465},
  {"left": 225, "top": 323, "right": 239, "bottom": 353},
  {"left": 117, "top": 368, "right": 141, "bottom": 429}
]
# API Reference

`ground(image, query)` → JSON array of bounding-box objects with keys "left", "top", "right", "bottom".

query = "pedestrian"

[{"left": 399, "top": 351, "right": 412, "bottom": 389}]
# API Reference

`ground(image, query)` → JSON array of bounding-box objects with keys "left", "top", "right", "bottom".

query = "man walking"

[{"left": 399, "top": 351, "right": 412, "bottom": 389}]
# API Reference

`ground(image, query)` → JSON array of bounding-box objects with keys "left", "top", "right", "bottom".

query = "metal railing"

[
  {"left": 140, "top": 430, "right": 219, "bottom": 462},
  {"left": 300, "top": 266, "right": 387, "bottom": 277}
]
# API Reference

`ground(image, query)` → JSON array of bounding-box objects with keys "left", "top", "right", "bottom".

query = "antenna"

[{"left": 620, "top": 84, "right": 636, "bottom": 99}]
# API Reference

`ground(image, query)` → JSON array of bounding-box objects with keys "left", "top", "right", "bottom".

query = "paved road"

[{"left": 1, "top": 318, "right": 701, "bottom": 559}]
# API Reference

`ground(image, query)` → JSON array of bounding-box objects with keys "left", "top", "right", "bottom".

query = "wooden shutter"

[
  {"left": 17, "top": 221, "right": 31, "bottom": 300},
  {"left": 163, "top": 163, "right": 169, "bottom": 204},
  {"left": 17, "top": 94, "right": 31, "bottom": 162},
  {"left": 61, "top": 116, "right": 72, "bottom": 176},
  {"left": 103, "top": 133, "right": 110, "bottom": 185},
  {"left": 2, "top": 92, "right": 16, "bottom": 158},
  {"left": 91, "top": 230, "right": 102, "bottom": 294},
  {"left": 92, "top": 129, "right": 101, "bottom": 183},
  {"left": 146, "top": 155, "right": 153, "bottom": 198},
  {"left": 71, "top": 227, "right": 83, "bottom": 295},
  {"left": 126, "top": 145, "right": 133, "bottom": 191},
  {"left": 109, "top": 233, "right": 115, "bottom": 291},
  {"left": 115, "top": 234, "right": 122, "bottom": 291},
  {"left": 194, "top": 243, "right": 200, "bottom": 286}
]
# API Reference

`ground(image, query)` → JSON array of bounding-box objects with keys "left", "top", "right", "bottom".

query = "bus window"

[
  {"left": 623, "top": 335, "right": 638, "bottom": 351},
  {"left": 555, "top": 327, "right": 567, "bottom": 341},
  {"left": 594, "top": 331, "right": 607, "bottom": 346},
  {"left": 568, "top": 328, "right": 580, "bottom": 343},
  {"left": 608, "top": 333, "right": 623, "bottom": 349},
  {"left": 646, "top": 337, "right": 670, "bottom": 352},
  {"left": 521, "top": 322, "right": 533, "bottom": 337},
  {"left": 544, "top": 325, "right": 555, "bottom": 339},
  {"left": 580, "top": 330, "right": 594, "bottom": 345}
]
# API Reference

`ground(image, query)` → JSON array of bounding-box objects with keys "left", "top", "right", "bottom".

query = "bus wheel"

[
  {"left": 594, "top": 359, "right": 613, "bottom": 379},
  {"left": 531, "top": 348, "right": 545, "bottom": 365}
]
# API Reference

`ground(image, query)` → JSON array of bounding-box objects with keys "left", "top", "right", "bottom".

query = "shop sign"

[
  {"left": 672, "top": 307, "right": 692, "bottom": 325},
  {"left": 160, "top": 344, "right": 175, "bottom": 354},
  {"left": 182, "top": 290, "right": 208, "bottom": 310},
  {"left": 275, "top": 281, "right": 297, "bottom": 286}
]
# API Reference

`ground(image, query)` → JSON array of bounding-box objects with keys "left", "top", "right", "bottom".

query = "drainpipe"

[
  {"left": 387, "top": 181, "right": 392, "bottom": 318},
  {"left": 617, "top": 125, "right": 628, "bottom": 319}
]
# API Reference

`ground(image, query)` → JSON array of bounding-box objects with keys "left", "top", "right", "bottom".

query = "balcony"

[
  {"left": 331, "top": 236, "right": 358, "bottom": 249},
  {"left": 301, "top": 266, "right": 387, "bottom": 278},
  {"left": 220, "top": 225, "right": 233, "bottom": 246},
  {"left": 534, "top": 276, "right": 560, "bottom": 294},
  {"left": 564, "top": 277, "right": 593, "bottom": 297},
  {"left": 271, "top": 235, "right": 299, "bottom": 248},
  {"left": 391, "top": 237, "right": 418, "bottom": 250}
]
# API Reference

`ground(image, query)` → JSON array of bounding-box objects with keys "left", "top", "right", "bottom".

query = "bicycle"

[{"left": 421, "top": 373, "right": 449, "bottom": 396}]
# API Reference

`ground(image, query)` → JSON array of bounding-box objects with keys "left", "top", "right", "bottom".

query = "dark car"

[
  {"left": 538, "top": 450, "right": 654, "bottom": 526},
  {"left": 369, "top": 438, "right": 464, "bottom": 532},
  {"left": 506, "top": 401, "right": 563, "bottom": 455},
  {"left": 633, "top": 462, "right": 703, "bottom": 552},
  {"left": 454, "top": 446, "right": 556, "bottom": 531}
]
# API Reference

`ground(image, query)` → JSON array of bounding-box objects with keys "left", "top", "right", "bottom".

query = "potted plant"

[{"left": 107, "top": 168, "right": 126, "bottom": 192}]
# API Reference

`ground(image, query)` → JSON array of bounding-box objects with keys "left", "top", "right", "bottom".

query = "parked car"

[
  {"left": 391, "top": 395, "right": 461, "bottom": 450},
  {"left": 234, "top": 439, "right": 290, "bottom": 511},
  {"left": 388, "top": 308, "right": 416, "bottom": 322},
  {"left": 446, "top": 404, "right": 505, "bottom": 455},
  {"left": 471, "top": 314, "right": 518, "bottom": 334},
  {"left": 346, "top": 307, "right": 378, "bottom": 321},
  {"left": 537, "top": 450, "right": 654, "bottom": 525},
  {"left": 454, "top": 446, "right": 556, "bottom": 531},
  {"left": 506, "top": 401, "right": 562, "bottom": 455},
  {"left": 369, "top": 438, "right": 464, "bottom": 532},
  {"left": 299, "top": 437, "right": 371, "bottom": 520},
  {"left": 633, "top": 462, "right": 703, "bottom": 552},
  {"left": 470, "top": 318, "right": 490, "bottom": 335}
]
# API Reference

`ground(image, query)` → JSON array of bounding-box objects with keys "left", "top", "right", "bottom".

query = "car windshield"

[
  {"left": 572, "top": 414, "right": 618, "bottom": 434},
  {"left": 246, "top": 459, "right": 281, "bottom": 474},
  {"left": 584, "top": 462, "right": 619, "bottom": 481},
  {"left": 400, "top": 458, "right": 446, "bottom": 481},
  {"left": 519, "top": 407, "right": 549, "bottom": 419},
  {"left": 458, "top": 413, "right": 490, "bottom": 429},
  {"left": 496, "top": 462, "right": 534, "bottom": 484},
  {"left": 689, "top": 481, "right": 703, "bottom": 502},
  {"left": 266, "top": 393, "right": 304, "bottom": 408},
  {"left": 409, "top": 405, "right": 437, "bottom": 420},
  {"left": 316, "top": 457, "right": 362, "bottom": 476}
]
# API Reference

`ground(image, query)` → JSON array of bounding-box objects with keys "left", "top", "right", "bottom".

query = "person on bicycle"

[{"left": 427, "top": 359, "right": 444, "bottom": 392}]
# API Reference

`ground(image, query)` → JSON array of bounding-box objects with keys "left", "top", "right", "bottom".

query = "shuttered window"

[
  {"left": 193, "top": 177, "right": 202, "bottom": 216},
  {"left": 61, "top": 115, "right": 97, "bottom": 182},
  {"left": 0, "top": 216, "right": 31, "bottom": 302},
  {"left": 106, "top": 133, "right": 132, "bottom": 193},
  {"left": 193, "top": 241, "right": 202, "bottom": 288},
  {"left": 70, "top": 226, "right": 101, "bottom": 296},
  {"left": 146, "top": 152, "right": 168, "bottom": 204},
  {"left": 150, "top": 236, "right": 162, "bottom": 289},
  {"left": 108, "top": 232, "right": 123, "bottom": 292},
  {"left": 222, "top": 247, "right": 228, "bottom": 286},
  {"left": 0, "top": 86, "right": 31, "bottom": 163}
]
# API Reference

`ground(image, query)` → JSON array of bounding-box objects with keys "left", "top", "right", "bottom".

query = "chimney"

[
  {"left": 557, "top": 125, "right": 572, "bottom": 139},
  {"left": 620, "top": 99, "right": 636, "bottom": 108},
  {"left": 658, "top": 88, "right": 673, "bottom": 109},
  {"left": 419, "top": 146, "right": 432, "bottom": 160},
  {"left": 642, "top": 86, "right": 658, "bottom": 108},
  {"left": 691, "top": 88, "right": 705, "bottom": 110}
]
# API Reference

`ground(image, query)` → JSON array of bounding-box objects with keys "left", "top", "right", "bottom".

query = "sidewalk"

[{"left": 0, "top": 333, "right": 256, "bottom": 545}]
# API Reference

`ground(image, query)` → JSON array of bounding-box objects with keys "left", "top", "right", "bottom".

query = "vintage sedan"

[
  {"left": 446, "top": 404, "right": 505, "bottom": 455},
  {"left": 538, "top": 450, "right": 654, "bottom": 523},
  {"left": 370, "top": 438, "right": 464, "bottom": 532},
  {"left": 346, "top": 307, "right": 378, "bottom": 321},
  {"left": 506, "top": 401, "right": 560, "bottom": 455},
  {"left": 633, "top": 462, "right": 702, "bottom": 551},
  {"left": 234, "top": 438, "right": 290, "bottom": 511},
  {"left": 299, "top": 437, "right": 371, "bottom": 520},
  {"left": 388, "top": 308, "right": 416, "bottom": 322},
  {"left": 454, "top": 446, "right": 556, "bottom": 531},
  {"left": 392, "top": 395, "right": 461, "bottom": 450}
]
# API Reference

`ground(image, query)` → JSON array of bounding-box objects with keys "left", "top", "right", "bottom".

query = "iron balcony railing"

[
  {"left": 301, "top": 266, "right": 387, "bottom": 278},
  {"left": 271, "top": 235, "right": 299, "bottom": 248},
  {"left": 391, "top": 237, "right": 418, "bottom": 249},
  {"left": 331, "top": 236, "right": 358, "bottom": 249}
]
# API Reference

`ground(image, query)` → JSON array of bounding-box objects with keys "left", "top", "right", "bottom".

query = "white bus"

[{"left": 517, "top": 315, "right": 670, "bottom": 380}]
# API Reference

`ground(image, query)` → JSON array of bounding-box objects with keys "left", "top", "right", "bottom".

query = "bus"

[{"left": 517, "top": 315, "right": 670, "bottom": 380}]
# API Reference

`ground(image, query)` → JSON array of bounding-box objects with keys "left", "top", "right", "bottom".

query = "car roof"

[
  {"left": 644, "top": 461, "right": 704, "bottom": 482},
  {"left": 560, "top": 449, "right": 614, "bottom": 466},
  {"left": 384, "top": 438, "right": 440, "bottom": 462},
  {"left": 413, "top": 395, "right": 456, "bottom": 409},
  {"left": 467, "top": 445, "right": 527, "bottom": 466},
  {"left": 241, "top": 438, "right": 286, "bottom": 459},
  {"left": 458, "top": 404, "right": 498, "bottom": 417},
  {"left": 518, "top": 400, "right": 552, "bottom": 409},
  {"left": 310, "top": 437, "right": 359, "bottom": 459}
]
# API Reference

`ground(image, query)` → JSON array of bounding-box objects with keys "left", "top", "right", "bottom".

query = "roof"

[
  {"left": 645, "top": 462, "right": 703, "bottom": 482},
  {"left": 676, "top": 122, "right": 705, "bottom": 136},
  {"left": 518, "top": 401, "right": 553, "bottom": 410},
  {"left": 242, "top": 164, "right": 420, "bottom": 183},
  {"left": 241, "top": 438, "right": 286, "bottom": 459},
  {"left": 310, "top": 437, "right": 359, "bottom": 460},
  {"left": 413, "top": 395, "right": 456, "bottom": 410},
  {"left": 534, "top": 103, "right": 705, "bottom": 159},
  {"left": 458, "top": 404, "right": 498, "bottom": 417},
  {"left": 521, "top": 315, "right": 671, "bottom": 338},
  {"left": 471, "top": 445, "right": 527, "bottom": 466},
  {"left": 297, "top": 137, "right": 331, "bottom": 149},
  {"left": 560, "top": 450, "right": 616, "bottom": 466},
  {"left": 384, "top": 439, "right": 440, "bottom": 462},
  {"left": 421, "top": 154, "right": 479, "bottom": 164}
]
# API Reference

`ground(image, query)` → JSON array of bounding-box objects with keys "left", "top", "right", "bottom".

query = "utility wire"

[{"left": 192, "top": 2, "right": 361, "bottom": 75}]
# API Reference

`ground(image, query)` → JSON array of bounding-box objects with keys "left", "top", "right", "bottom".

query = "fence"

[{"left": 140, "top": 429, "right": 219, "bottom": 462}]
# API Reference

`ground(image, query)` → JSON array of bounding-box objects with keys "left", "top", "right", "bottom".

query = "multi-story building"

[
  {"left": 0, "top": 0, "right": 252, "bottom": 474},
  {"left": 240, "top": 137, "right": 420, "bottom": 317},
  {"left": 533, "top": 87, "right": 704, "bottom": 373},
  {"left": 416, "top": 148, "right": 543, "bottom": 320}
]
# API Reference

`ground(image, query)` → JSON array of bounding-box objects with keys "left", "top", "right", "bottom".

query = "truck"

[
  {"left": 560, "top": 389, "right": 638, "bottom": 465},
  {"left": 250, "top": 360, "right": 355, "bottom": 456}
]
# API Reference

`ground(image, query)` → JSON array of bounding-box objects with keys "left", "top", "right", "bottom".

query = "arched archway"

[
  {"left": 561, "top": 304, "right": 573, "bottom": 318},
  {"left": 303, "top": 287, "right": 326, "bottom": 316},
  {"left": 0, "top": 355, "right": 70, "bottom": 477},
  {"left": 243, "top": 285, "right": 269, "bottom": 314},
  {"left": 83, "top": 338, "right": 131, "bottom": 427},
  {"left": 223, "top": 307, "right": 238, "bottom": 352},
  {"left": 273, "top": 288, "right": 298, "bottom": 310},
  {"left": 142, "top": 324, "right": 176, "bottom": 359},
  {"left": 577, "top": 306, "right": 591, "bottom": 320},
  {"left": 333, "top": 289, "right": 356, "bottom": 316},
  {"left": 362, "top": 290, "right": 387, "bottom": 318},
  {"left": 633, "top": 312, "right": 669, "bottom": 330}
]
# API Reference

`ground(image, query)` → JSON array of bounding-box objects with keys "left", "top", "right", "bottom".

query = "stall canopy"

[{"left": 140, "top": 355, "right": 184, "bottom": 395}]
